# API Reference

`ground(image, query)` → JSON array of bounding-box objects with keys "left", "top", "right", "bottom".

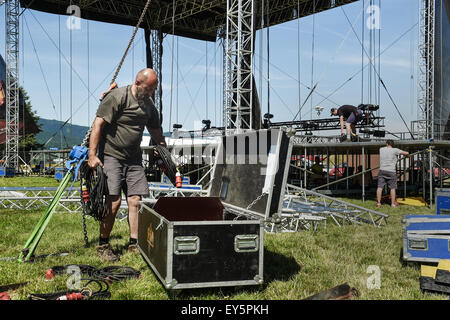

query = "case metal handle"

[
  {"left": 234, "top": 235, "right": 259, "bottom": 253},
  {"left": 174, "top": 236, "right": 200, "bottom": 255},
  {"left": 408, "top": 238, "right": 428, "bottom": 251}
]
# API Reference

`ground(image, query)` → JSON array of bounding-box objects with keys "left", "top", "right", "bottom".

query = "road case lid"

[{"left": 209, "top": 128, "right": 293, "bottom": 220}]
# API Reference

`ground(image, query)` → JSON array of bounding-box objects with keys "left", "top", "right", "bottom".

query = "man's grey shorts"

[
  {"left": 103, "top": 155, "right": 149, "bottom": 197},
  {"left": 377, "top": 170, "right": 397, "bottom": 190},
  {"left": 347, "top": 109, "right": 363, "bottom": 124}
]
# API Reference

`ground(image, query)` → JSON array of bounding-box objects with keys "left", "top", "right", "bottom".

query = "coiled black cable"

[
  {"left": 28, "top": 278, "right": 111, "bottom": 300},
  {"left": 79, "top": 162, "right": 108, "bottom": 222},
  {"left": 77, "top": 162, "right": 108, "bottom": 246},
  {"left": 155, "top": 145, "right": 177, "bottom": 185},
  {"left": 94, "top": 266, "right": 142, "bottom": 282},
  {"left": 48, "top": 264, "right": 141, "bottom": 282},
  {"left": 29, "top": 265, "right": 141, "bottom": 300},
  {"left": 50, "top": 264, "right": 99, "bottom": 277}
]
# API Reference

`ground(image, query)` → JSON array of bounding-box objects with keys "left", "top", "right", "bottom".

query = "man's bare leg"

[
  {"left": 126, "top": 195, "right": 141, "bottom": 240},
  {"left": 390, "top": 188, "right": 397, "bottom": 206},
  {"left": 100, "top": 195, "right": 122, "bottom": 239},
  {"left": 97, "top": 194, "right": 122, "bottom": 261},
  {"left": 346, "top": 122, "right": 352, "bottom": 136},
  {"left": 376, "top": 187, "right": 383, "bottom": 204}
]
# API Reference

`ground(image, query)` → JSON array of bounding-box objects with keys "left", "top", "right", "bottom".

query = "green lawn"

[
  {"left": 0, "top": 177, "right": 446, "bottom": 300},
  {"left": 0, "top": 176, "right": 62, "bottom": 188}
]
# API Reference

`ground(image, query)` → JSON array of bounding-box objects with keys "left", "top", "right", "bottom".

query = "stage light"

[{"left": 373, "top": 130, "right": 385, "bottom": 137}]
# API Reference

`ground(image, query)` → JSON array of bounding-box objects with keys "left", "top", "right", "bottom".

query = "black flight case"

[{"left": 137, "top": 128, "right": 294, "bottom": 290}]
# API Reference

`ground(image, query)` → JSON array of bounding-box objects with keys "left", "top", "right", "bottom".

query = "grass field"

[{"left": 0, "top": 176, "right": 447, "bottom": 300}]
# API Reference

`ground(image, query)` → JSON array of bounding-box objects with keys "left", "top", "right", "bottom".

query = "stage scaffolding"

[{"left": 289, "top": 137, "right": 450, "bottom": 208}]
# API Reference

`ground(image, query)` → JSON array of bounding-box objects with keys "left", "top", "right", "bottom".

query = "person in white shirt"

[{"left": 376, "top": 140, "right": 409, "bottom": 208}]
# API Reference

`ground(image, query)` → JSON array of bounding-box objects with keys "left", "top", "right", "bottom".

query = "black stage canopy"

[{"left": 19, "top": 0, "right": 358, "bottom": 42}]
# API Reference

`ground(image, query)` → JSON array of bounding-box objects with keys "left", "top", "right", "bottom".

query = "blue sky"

[{"left": 0, "top": 0, "right": 419, "bottom": 135}]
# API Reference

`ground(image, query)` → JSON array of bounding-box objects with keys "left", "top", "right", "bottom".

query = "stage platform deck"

[{"left": 291, "top": 138, "right": 450, "bottom": 154}]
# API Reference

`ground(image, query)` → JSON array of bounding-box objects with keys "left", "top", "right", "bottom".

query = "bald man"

[{"left": 89, "top": 68, "right": 166, "bottom": 261}]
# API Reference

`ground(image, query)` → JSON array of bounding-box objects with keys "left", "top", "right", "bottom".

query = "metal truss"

[
  {"left": 291, "top": 134, "right": 340, "bottom": 145},
  {"left": 5, "top": 0, "right": 20, "bottom": 170},
  {"left": 20, "top": 0, "right": 223, "bottom": 41},
  {"left": 150, "top": 29, "right": 163, "bottom": 118},
  {"left": 0, "top": 183, "right": 207, "bottom": 215},
  {"left": 20, "top": 0, "right": 359, "bottom": 41},
  {"left": 0, "top": 187, "right": 81, "bottom": 213},
  {"left": 146, "top": 182, "right": 207, "bottom": 200},
  {"left": 225, "top": 0, "right": 254, "bottom": 133},
  {"left": 269, "top": 115, "right": 385, "bottom": 132},
  {"left": 266, "top": 206, "right": 327, "bottom": 233},
  {"left": 417, "top": 0, "right": 435, "bottom": 140},
  {"left": 222, "top": 34, "right": 230, "bottom": 128},
  {"left": 281, "top": 184, "right": 389, "bottom": 228},
  {"left": 155, "top": 0, "right": 225, "bottom": 28},
  {"left": 256, "top": 0, "right": 355, "bottom": 30}
]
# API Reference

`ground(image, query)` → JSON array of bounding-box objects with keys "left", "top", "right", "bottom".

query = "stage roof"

[{"left": 20, "top": 0, "right": 358, "bottom": 42}]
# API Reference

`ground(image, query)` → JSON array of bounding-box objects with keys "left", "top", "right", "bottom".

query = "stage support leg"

[{"left": 362, "top": 147, "right": 365, "bottom": 203}]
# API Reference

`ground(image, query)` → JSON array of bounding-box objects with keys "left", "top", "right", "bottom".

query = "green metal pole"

[{"left": 18, "top": 170, "right": 73, "bottom": 262}]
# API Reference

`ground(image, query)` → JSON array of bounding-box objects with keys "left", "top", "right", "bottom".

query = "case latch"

[
  {"left": 408, "top": 238, "right": 428, "bottom": 251},
  {"left": 174, "top": 236, "right": 200, "bottom": 255},
  {"left": 234, "top": 235, "right": 259, "bottom": 252}
]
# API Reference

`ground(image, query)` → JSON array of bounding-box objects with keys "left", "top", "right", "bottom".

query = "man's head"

[
  {"left": 386, "top": 139, "right": 394, "bottom": 147},
  {"left": 330, "top": 108, "right": 338, "bottom": 116},
  {"left": 134, "top": 68, "right": 158, "bottom": 102}
]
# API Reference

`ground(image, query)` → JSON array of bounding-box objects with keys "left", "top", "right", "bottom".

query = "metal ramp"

[{"left": 266, "top": 184, "right": 389, "bottom": 233}]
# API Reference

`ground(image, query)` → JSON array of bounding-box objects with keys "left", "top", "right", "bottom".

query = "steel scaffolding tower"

[
  {"left": 224, "top": 0, "right": 254, "bottom": 134},
  {"left": 222, "top": 35, "right": 230, "bottom": 129},
  {"left": 5, "top": 0, "right": 20, "bottom": 170},
  {"left": 417, "top": 0, "right": 435, "bottom": 140},
  {"left": 151, "top": 29, "right": 163, "bottom": 121}
]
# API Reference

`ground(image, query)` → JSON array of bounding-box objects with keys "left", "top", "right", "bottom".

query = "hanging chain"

[
  {"left": 110, "top": 0, "right": 153, "bottom": 85},
  {"left": 81, "top": 0, "right": 153, "bottom": 149},
  {"left": 246, "top": 191, "right": 268, "bottom": 211},
  {"left": 82, "top": 211, "right": 89, "bottom": 247},
  {"left": 81, "top": 128, "right": 91, "bottom": 148}
]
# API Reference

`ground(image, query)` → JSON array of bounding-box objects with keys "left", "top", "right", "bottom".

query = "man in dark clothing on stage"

[
  {"left": 88, "top": 68, "right": 166, "bottom": 261},
  {"left": 331, "top": 105, "right": 364, "bottom": 142}
]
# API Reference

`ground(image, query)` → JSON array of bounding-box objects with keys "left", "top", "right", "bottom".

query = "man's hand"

[
  {"left": 153, "top": 141, "right": 167, "bottom": 158},
  {"left": 100, "top": 82, "right": 118, "bottom": 101},
  {"left": 88, "top": 154, "right": 103, "bottom": 169},
  {"left": 88, "top": 117, "right": 106, "bottom": 169}
]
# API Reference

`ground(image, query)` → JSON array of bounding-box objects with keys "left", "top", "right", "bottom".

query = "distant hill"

[
  {"left": 35, "top": 118, "right": 158, "bottom": 149},
  {"left": 35, "top": 118, "right": 90, "bottom": 149}
]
